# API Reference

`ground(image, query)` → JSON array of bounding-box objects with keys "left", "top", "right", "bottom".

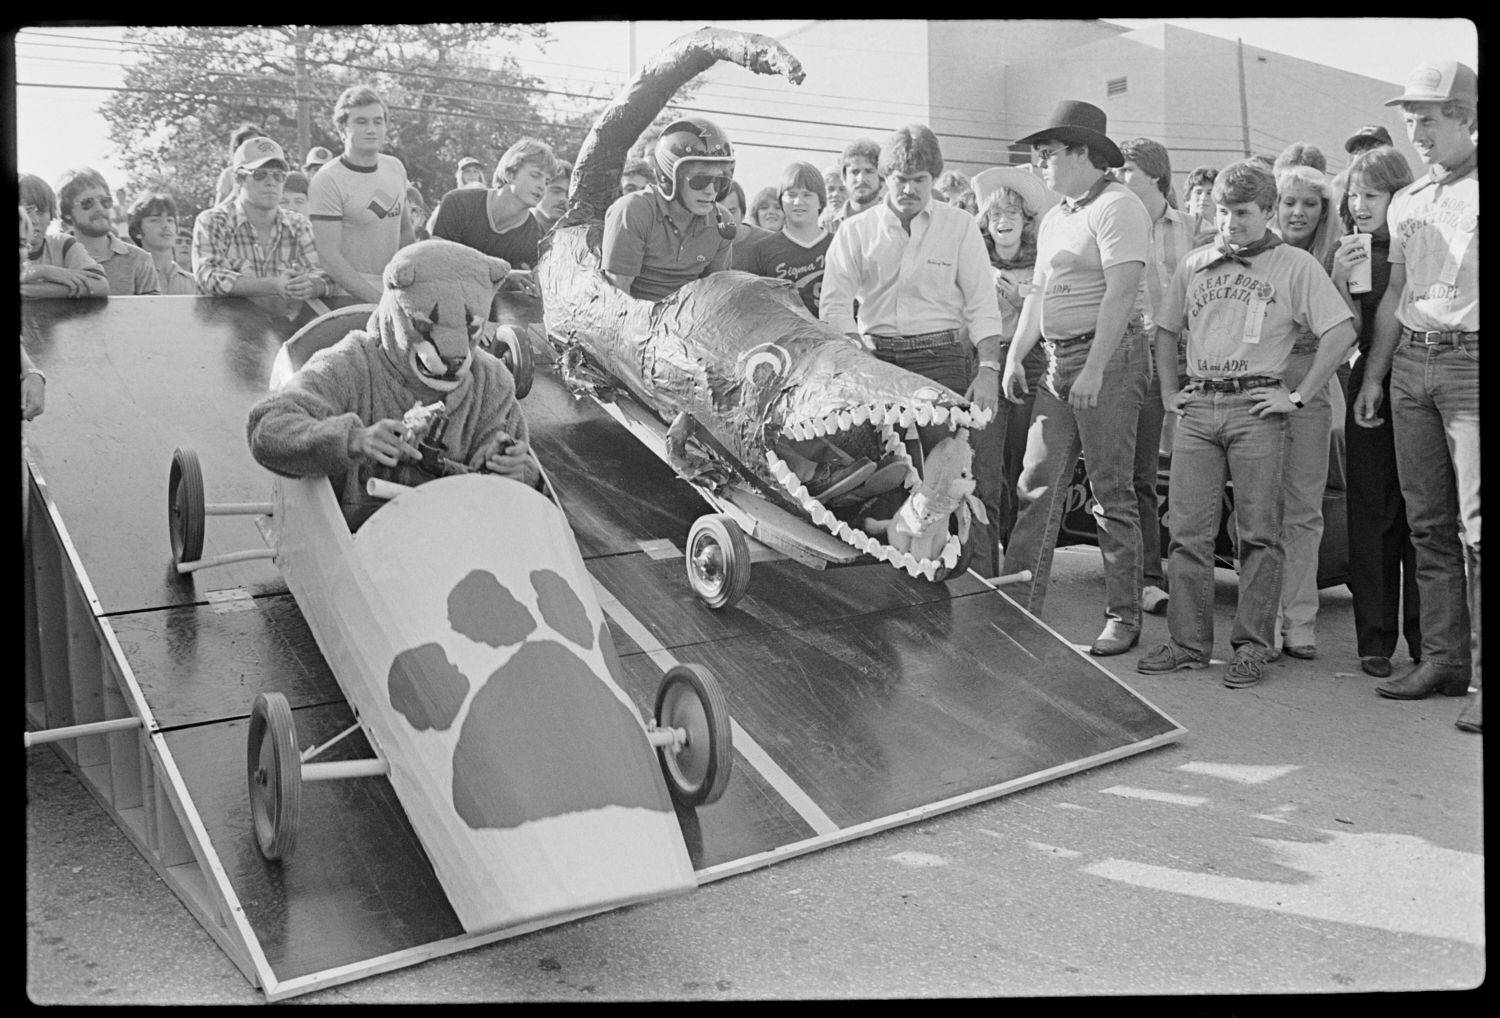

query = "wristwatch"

[
  {"left": 1287, "top": 390, "right": 1304, "bottom": 409},
  {"left": 978, "top": 360, "right": 1003, "bottom": 373}
]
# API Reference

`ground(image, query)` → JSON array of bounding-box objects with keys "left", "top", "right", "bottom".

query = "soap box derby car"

[{"left": 159, "top": 306, "right": 732, "bottom": 935}]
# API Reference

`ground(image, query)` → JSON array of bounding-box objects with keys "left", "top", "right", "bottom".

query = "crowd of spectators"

[{"left": 19, "top": 59, "right": 1480, "bottom": 734}]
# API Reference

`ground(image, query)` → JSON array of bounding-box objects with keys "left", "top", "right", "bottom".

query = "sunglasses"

[
  {"left": 74, "top": 194, "right": 114, "bottom": 212},
  {"left": 684, "top": 173, "right": 732, "bottom": 194},
  {"left": 1031, "top": 146, "right": 1069, "bottom": 167},
  {"left": 241, "top": 168, "right": 288, "bottom": 183}
]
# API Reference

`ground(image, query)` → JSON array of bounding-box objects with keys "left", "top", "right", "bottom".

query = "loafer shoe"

[
  {"left": 1089, "top": 621, "right": 1140, "bottom": 657},
  {"left": 806, "top": 458, "right": 875, "bottom": 501},
  {"left": 1141, "top": 585, "right": 1170, "bottom": 615},
  {"left": 1224, "top": 647, "right": 1268, "bottom": 688},
  {"left": 1137, "top": 643, "right": 1207, "bottom": 674},
  {"left": 1283, "top": 644, "right": 1317, "bottom": 660},
  {"left": 1359, "top": 655, "right": 1393, "bottom": 678},
  {"left": 1455, "top": 689, "right": 1482, "bottom": 733},
  {"left": 1376, "top": 661, "right": 1470, "bottom": 700}
]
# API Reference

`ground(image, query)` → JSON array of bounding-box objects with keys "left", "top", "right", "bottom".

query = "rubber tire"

[
  {"left": 168, "top": 447, "right": 205, "bottom": 567},
  {"left": 247, "top": 692, "right": 301, "bottom": 861},
  {"left": 684, "top": 514, "right": 751, "bottom": 610},
  {"left": 654, "top": 663, "right": 733, "bottom": 807},
  {"left": 497, "top": 324, "right": 535, "bottom": 400}
]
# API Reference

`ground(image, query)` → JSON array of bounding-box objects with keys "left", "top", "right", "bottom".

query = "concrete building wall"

[{"left": 689, "top": 19, "right": 931, "bottom": 193}]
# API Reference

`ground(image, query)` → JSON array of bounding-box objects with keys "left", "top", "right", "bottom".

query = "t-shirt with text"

[
  {"left": 1033, "top": 182, "right": 1150, "bottom": 339},
  {"left": 1156, "top": 242, "right": 1353, "bottom": 380},
  {"left": 744, "top": 230, "right": 831, "bottom": 316}
]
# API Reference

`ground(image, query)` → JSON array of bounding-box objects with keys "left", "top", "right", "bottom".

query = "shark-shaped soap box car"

[
  {"left": 530, "top": 28, "right": 1007, "bottom": 611},
  {"left": 163, "top": 303, "right": 733, "bottom": 936}
]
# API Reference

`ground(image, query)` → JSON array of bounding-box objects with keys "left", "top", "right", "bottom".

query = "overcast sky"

[{"left": 13, "top": 19, "right": 1478, "bottom": 192}]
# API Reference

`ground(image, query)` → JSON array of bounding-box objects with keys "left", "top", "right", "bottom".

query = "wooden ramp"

[{"left": 23, "top": 297, "right": 1184, "bottom": 1000}]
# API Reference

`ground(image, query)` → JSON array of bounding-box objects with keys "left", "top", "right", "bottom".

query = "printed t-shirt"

[
  {"left": 429, "top": 187, "right": 545, "bottom": 269},
  {"left": 1386, "top": 161, "right": 1479, "bottom": 333},
  {"left": 601, "top": 188, "right": 734, "bottom": 302},
  {"left": 307, "top": 153, "right": 408, "bottom": 287},
  {"left": 744, "top": 230, "right": 831, "bottom": 316},
  {"left": 1034, "top": 181, "right": 1150, "bottom": 339},
  {"left": 1157, "top": 242, "right": 1353, "bottom": 380}
]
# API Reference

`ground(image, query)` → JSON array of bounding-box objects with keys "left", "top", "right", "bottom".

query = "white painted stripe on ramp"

[
  {"left": 594, "top": 581, "right": 840, "bottom": 837},
  {"left": 1101, "top": 786, "right": 1207, "bottom": 807},
  {"left": 1177, "top": 762, "right": 1300, "bottom": 785},
  {"left": 1084, "top": 829, "right": 1484, "bottom": 945}
]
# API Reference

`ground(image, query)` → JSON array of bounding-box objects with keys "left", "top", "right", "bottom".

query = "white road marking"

[
  {"left": 1026, "top": 841, "right": 1083, "bottom": 859},
  {"left": 594, "top": 580, "right": 840, "bottom": 837},
  {"left": 888, "top": 851, "right": 949, "bottom": 868},
  {"left": 1054, "top": 802, "right": 1096, "bottom": 812},
  {"left": 1100, "top": 786, "right": 1207, "bottom": 807},
  {"left": 1084, "top": 829, "right": 1484, "bottom": 945},
  {"left": 1177, "top": 762, "right": 1300, "bottom": 785}
]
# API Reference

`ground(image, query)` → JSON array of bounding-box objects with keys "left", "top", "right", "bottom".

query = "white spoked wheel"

[
  {"left": 167, "top": 447, "right": 205, "bottom": 567},
  {"left": 654, "top": 663, "right": 733, "bottom": 807},
  {"left": 684, "top": 514, "right": 750, "bottom": 610},
  {"left": 246, "top": 692, "right": 301, "bottom": 861},
  {"left": 496, "top": 324, "right": 535, "bottom": 399}
]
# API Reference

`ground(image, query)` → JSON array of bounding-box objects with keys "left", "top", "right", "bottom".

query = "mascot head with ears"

[{"left": 375, "top": 238, "right": 511, "bottom": 396}]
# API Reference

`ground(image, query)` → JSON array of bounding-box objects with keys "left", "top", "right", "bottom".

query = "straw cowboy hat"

[
  {"left": 1015, "top": 100, "right": 1124, "bottom": 168},
  {"left": 971, "top": 166, "right": 1061, "bottom": 216}
]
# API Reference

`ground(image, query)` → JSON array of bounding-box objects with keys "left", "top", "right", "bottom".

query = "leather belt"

[
  {"left": 1402, "top": 327, "right": 1477, "bottom": 346},
  {"left": 1187, "top": 375, "right": 1282, "bottom": 392},
  {"left": 1043, "top": 331, "right": 1095, "bottom": 346},
  {"left": 871, "top": 330, "right": 960, "bottom": 351}
]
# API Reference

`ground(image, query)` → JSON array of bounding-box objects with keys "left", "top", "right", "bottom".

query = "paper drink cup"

[{"left": 1347, "top": 233, "right": 1372, "bottom": 294}]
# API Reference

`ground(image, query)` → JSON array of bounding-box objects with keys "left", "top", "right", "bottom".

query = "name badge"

[
  {"left": 1242, "top": 298, "right": 1267, "bottom": 345},
  {"left": 1438, "top": 230, "right": 1472, "bottom": 286}
]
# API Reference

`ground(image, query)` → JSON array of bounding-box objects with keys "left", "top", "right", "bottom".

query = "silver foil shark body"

[{"left": 536, "top": 28, "right": 991, "bottom": 580}]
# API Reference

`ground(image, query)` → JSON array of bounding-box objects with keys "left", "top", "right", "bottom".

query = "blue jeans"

[
  {"left": 1002, "top": 328, "right": 1148, "bottom": 625},
  {"left": 1275, "top": 350, "right": 1342, "bottom": 648},
  {"left": 1390, "top": 336, "right": 1480, "bottom": 678},
  {"left": 1130, "top": 353, "right": 1167, "bottom": 589},
  {"left": 1165, "top": 391, "right": 1288, "bottom": 658}
]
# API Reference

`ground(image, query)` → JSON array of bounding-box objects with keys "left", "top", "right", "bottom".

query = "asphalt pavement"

[{"left": 26, "top": 547, "right": 1484, "bottom": 1002}]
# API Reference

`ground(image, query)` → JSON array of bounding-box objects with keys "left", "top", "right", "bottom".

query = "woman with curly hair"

[
  {"left": 970, "top": 166, "right": 1059, "bottom": 567},
  {"left": 1272, "top": 163, "right": 1346, "bottom": 661}
]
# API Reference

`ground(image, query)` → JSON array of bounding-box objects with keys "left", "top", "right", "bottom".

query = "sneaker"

[
  {"left": 1224, "top": 647, "right": 1267, "bottom": 688},
  {"left": 1137, "top": 643, "right": 1207, "bottom": 674},
  {"left": 1141, "top": 585, "right": 1170, "bottom": 615}
]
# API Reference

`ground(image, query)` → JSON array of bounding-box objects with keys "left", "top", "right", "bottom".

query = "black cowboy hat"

[{"left": 1015, "top": 100, "right": 1124, "bottom": 168}]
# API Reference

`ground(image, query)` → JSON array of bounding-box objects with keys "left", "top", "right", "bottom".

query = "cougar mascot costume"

[{"left": 248, "top": 239, "right": 534, "bottom": 527}]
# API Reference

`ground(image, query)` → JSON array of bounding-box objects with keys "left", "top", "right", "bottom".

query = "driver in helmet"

[{"left": 601, "top": 116, "right": 737, "bottom": 301}]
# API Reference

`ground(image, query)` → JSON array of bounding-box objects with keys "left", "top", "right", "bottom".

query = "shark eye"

[{"left": 742, "top": 343, "right": 791, "bottom": 386}]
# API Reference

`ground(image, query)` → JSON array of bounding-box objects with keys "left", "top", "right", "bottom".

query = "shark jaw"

[{"left": 763, "top": 399, "right": 994, "bottom": 581}]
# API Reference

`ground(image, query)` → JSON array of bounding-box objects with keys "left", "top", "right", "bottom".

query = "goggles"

[
  {"left": 684, "top": 173, "right": 733, "bottom": 197},
  {"left": 74, "top": 194, "right": 114, "bottom": 212}
]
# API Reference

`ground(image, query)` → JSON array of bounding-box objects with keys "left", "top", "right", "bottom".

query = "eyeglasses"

[
  {"left": 241, "top": 168, "right": 288, "bottom": 183},
  {"left": 74, "top": 194, "right": 114, "bottom": 211},
  {"left": 684, "top": 173, "right": 732, "bottom": 193},
  {"left": 1032, "top": 146, "right": 1069, "bottom": 167}
]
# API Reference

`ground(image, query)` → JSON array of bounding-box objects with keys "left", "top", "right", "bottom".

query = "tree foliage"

[{"left": 100, "top": 24, "right": 598, "bottom": 222}]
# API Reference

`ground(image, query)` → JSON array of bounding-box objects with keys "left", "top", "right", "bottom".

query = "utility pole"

[
  {"left": 627, "top": 21, "right": 637, "bottom": 79},
  {"left": 294, "top": 26, "right": 312, "bottom": 158},
  {"left": 1236, "top": 37, "right": 1252, "bottom": 158}
]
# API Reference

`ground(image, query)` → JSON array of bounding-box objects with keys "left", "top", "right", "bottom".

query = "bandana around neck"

[
  {"left": 1199, "top": 230, "right": 1281, "bottom": 273},
  {"left": 1059, "top": 175, "right": 1112, "bottom": 215}
]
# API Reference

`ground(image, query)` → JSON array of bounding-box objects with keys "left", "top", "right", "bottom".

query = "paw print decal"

[{"left": 386, "top": 567, "right": 667, "bottom": 830}]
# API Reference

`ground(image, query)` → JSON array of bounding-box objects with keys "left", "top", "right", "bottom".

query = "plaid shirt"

[{"left": 192, "top": 198, "right": 330, "bottom": 296}]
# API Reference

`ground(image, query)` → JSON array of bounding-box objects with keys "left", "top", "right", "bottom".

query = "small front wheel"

[
  {"left": 654, "top": 663, "right": 733, "bottom": 807},
  {"left": 167, "top": 447, "right": 205, "bottom": 566},
  {"left": 246, "top": 692, "right": 302, "bottom": 861},
  {"left": 684, "top": 514, "right": 750, "bottom": 610},
  {"left": 496, "top": 324, "right": 535, "bottom": 400}
]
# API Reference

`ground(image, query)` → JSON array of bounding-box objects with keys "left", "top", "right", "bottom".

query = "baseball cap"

[
  {"left": 1344, "top": 124, "right": 1394, "bottom": 153},
  {"left": 457, "top": 156, "right": 482, "bottom": 171},
  {"left": 233, "top": 136, "right": 289, "bottom": 172},
  {"left": 303, "top": 145, "right": 334, "bottom": 169},
  {"left": 1384, "top": 60, "right": 1478, "bottom": 106}
]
